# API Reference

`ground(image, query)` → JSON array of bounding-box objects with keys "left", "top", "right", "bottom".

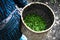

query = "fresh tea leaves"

[{"left": 24, "top": 14, "right": 47, "bottom": 31}]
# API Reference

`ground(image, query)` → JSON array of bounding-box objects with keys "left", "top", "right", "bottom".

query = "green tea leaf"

[{"left": 24, "top": 13, "right": 47, "bottom": 31}]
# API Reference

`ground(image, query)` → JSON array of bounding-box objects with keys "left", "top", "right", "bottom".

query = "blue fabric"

[
  {"left": 0, "top": 0, "right": 16, "bottom": 22},
  {"left": 14, "top": 0, "right": 28, "bottom": 7},
  {"left": 0, "top": 9, "right": 22, "bottom": 40},
  {"left": 0, "top": 0, "right": 28, "bottom": 40}
]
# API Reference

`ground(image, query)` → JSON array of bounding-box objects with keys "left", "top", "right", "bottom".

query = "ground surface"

[{"left": 21, "top": 0, "right": 60, "bottom": 40}]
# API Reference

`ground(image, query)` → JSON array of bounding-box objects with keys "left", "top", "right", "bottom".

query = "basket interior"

[{"left": 22, "top": 4, "right": 54, "bottom": 29}]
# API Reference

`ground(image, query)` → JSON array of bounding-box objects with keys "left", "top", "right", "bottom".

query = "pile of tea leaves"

[{"left": 24, "top": 13, "right": 47, "bottom": 31}]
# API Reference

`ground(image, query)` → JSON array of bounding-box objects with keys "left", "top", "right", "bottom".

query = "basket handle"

[{"left": 15, "top": 5, "right": 23, "bottom": 16}]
